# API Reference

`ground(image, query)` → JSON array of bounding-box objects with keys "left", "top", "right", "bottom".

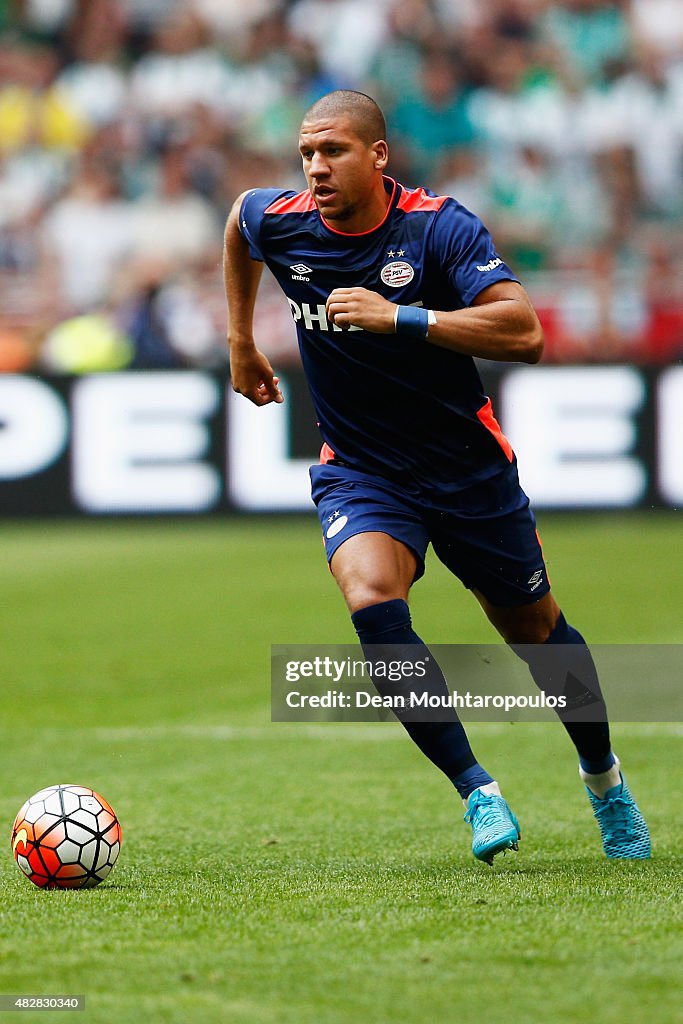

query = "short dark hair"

[{"left": 301, "top": 90, "right": 387, "bottom": 146}]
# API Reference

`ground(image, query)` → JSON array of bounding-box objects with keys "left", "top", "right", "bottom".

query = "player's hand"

[
  {"left": 326, "top": 288, "right": 396, "bottom": 334},
  {"left": 229, "top": 345, "right": 284, "bottom": 406}
]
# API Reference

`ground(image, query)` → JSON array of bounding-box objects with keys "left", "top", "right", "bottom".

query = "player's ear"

[{"left": 372, "top": 140, "right": 388, "bottom": 170}]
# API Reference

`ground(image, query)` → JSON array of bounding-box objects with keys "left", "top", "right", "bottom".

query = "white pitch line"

[
  {"left": 5, "top": 723, "right": 678, "bottom": 745},
  {"left": 86, "top": 722, "right": 683, "bottom": 742},
  {"left": 91, "top": 723, "right": 415, "bottom": 742}
]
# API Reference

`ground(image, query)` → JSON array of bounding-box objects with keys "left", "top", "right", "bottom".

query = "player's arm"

[
  {"left": 423, "top": 280, "right": 544, "bottom": 363},
  {"left": 325, "top": 281, "right": 543, "bottom": 364},
  {"left": 223, "top": 192, "right": 283, "bottom": 405}
]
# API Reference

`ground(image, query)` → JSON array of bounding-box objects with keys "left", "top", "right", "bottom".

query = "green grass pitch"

[{"left": 0, "top": 513, "right": 681, "bottom": 1024}]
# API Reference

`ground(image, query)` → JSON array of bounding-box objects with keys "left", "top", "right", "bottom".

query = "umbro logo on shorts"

[{"left": 527, "top": 570, "right": 544, "bottom": 591}]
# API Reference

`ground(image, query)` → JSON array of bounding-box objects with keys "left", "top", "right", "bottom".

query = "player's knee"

[
  {"left": 501, "top": 619, "right": 555, "bottom": 645},
  {"left": 341, "top": 580, "right": 407, "bottom": 615},
  {"left": 488, "top": 595, "right": 561, "bottom": 645}
]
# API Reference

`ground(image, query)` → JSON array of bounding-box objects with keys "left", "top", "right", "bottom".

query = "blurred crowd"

[{"left": 1, "top": 0, "right": 683, "bottom": 372}]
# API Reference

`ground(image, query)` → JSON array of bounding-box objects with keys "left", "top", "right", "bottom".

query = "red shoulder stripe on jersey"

[
  {"left": 265, "top": 191, "right": 316, "bottom": 215},
  {"left": 397, "top": 187, "right": 449, "bottom": 213},
  {"left": 476, "top": 398, "right": 514, "bottom": 462}
]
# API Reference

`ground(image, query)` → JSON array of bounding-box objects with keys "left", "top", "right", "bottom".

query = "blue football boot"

[
  {"left": 464, "top": 787, "right": 521, "bottom": 865},
  {"left": 585, "top": 774, "right": 651, "bottom": 859}
]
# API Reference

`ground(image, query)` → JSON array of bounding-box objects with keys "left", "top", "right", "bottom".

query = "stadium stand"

[{"left": 1, "top": 0, "right": 682, "bottom": 369}]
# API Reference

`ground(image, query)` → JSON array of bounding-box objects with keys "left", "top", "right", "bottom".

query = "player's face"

[{"left": 298, "top": 115, "right": 388, "bottom": 231}]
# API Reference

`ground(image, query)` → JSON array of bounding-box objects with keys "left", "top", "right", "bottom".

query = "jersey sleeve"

[
  {"left": 430, "top": 200, "right": 519, "bottom": 306},
  {"left": 238, "top": 188, "right": 292, "bottom": 261}
]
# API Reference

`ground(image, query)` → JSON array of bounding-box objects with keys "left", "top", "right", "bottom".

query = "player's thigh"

[
  {"left": 429, "top": 486, "right": 552, "bottom": 621},
  {"left": 330, "top": 531, "right": 418, "bottom": 613},
  {"left": 310, "top": 463, "right": 428, "bottom": 613}
]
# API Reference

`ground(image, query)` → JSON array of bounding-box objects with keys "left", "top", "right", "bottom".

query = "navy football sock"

[
  {"left": 578, "top": 752, "right": 616, "bottom": 776},
  {"left": 351, "top": 599, "right": 492, "bottom": 799},
  {"left": 513, "top": 612, "right": 613, "bottom": 766}
]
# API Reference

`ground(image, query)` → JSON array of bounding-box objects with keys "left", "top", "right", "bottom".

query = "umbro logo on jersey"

[
  {"left": 290, "top": 263, "right": 313, "bottom": 281},
  {"left": 477, "top": 257, "right": 503, "bottom": 272},
  {"left": 527, "top": 570, "right": 544, "bottom": 591}
]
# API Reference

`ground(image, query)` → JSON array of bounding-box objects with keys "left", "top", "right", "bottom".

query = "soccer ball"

[{"left": 11, "top": 784, "right": 122, "bottom": 889}]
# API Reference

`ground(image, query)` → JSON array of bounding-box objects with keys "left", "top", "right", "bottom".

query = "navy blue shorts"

[{"left": 309, "top": 461, "right": 550, "bottom": 607}]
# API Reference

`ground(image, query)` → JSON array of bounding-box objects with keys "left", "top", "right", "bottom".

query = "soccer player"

[{"left": 223, "top": 90, "right": 650, "bottom": 864}]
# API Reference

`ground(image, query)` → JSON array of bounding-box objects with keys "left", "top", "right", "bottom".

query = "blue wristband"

[{"left": 394, "top": 305, "right": 429, "bottom": 339}]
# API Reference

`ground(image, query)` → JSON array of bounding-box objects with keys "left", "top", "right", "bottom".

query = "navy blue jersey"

[{"left": 239, "top": 176, "right": 519, "bottom": 496}]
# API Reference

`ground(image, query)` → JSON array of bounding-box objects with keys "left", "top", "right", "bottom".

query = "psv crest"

[{"left": 381, "top": 261, "right": 414, "bottom": 287}]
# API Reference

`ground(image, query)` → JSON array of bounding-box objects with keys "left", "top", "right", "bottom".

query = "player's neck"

[{"left": 322, "top": 180, "right": 393, "bottom": 236}]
